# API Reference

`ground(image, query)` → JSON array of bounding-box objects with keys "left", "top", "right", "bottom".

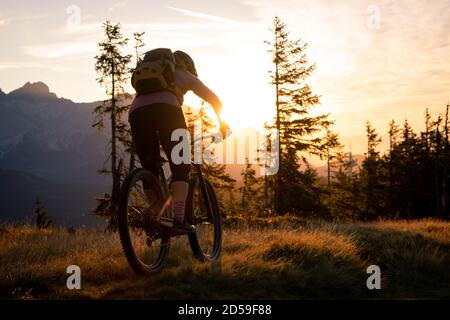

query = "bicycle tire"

[
  {"left": 118, "top": 168, "right": 170, "bottom": 275},
  {"left": 186, "top": 176, "right": 222, "bottom": 262}
]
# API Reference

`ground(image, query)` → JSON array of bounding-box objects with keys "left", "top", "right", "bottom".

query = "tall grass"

[{"left": 0, "top": 219, "right": 449, "bottom": 299}]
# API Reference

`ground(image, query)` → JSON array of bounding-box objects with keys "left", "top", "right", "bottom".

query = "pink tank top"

[{"left": 129, "top": 70, "right": 219, "bottom": 116}]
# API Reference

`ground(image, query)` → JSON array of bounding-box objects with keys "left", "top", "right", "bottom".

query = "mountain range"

[{"left": 0, "top": 82, "right": 110, "bottom": 226}]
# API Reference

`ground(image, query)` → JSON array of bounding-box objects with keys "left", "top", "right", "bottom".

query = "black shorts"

[{"left": 129, "top": 103, "right": 190, "bottom": 182}]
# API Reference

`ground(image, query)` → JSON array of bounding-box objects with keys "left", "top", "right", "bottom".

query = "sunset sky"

[{"left": 1, "top": 0, "right": 449, "bottom": 155}]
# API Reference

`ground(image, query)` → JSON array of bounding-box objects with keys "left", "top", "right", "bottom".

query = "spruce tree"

[
  {"left": 266, "top": 16, "right": 332, "bottom": 214},
  {"left": 362, "top": 121, "right": 382, "bottom": 220},
  {"left": 239, "top": 157, "right": 260, "bottom": 214},
  {"left": 33, "top": 198, "right": 54, "bottom": 229},
  {"left": 127, "top": 32, "right": 146, "bottom": 172},
  {"left": 93, "top": 21, "right": 132, "bottom": 230},
  {"left": 322, "top": 129, "right": 341, "bottom": 187}
]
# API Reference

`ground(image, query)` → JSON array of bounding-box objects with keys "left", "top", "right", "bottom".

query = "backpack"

[{"left": 131, "top": 48, "right": 183, "bottom": 103}]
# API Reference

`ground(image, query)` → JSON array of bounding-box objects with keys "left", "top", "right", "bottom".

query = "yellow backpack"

[{"left": 131, "top": 48, "right": 183, "bottom": 103}]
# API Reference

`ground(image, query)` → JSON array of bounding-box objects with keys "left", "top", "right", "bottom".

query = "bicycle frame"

[
  {"left": 152, "top": 133, "right": 221, "bottom": 229},
  {"left": 190, "top": 163, "right": 215, "bottom": 224},
  {"left": 146, "top": 159, "right": 213, "bottom": 232}
]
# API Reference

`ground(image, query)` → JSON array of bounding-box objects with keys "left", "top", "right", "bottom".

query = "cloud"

[
  {"left": 242, "top": 1, "right": 273, "bottom": 7},
  {"left": 56, "top": 6, "right": 257, "bottom": 37},
  {"left": 168, "top": 6, "right": 246, "bottom": 25},
  {"left": 23, "top": 41, "right": 97, "bottom": 59},
  {"left": 0, "top": 61, "right": 91, "bottom": 74},
  {"left": 2, "top": 13, "right": 57, "bottom": 25},
  {"left": 56, "top": 20, "right": 243, "bottom": 37},
  {"left": 108, "top": 2, "right": 127, "bottom": 12},
  {"left": 56, "top": 22, "right": 102, "bottom": 35},
  {"left": 0, "top": 62, "right": 43, "bottom": 70},
  {"left": 0, "top": 13, "right": 10, "bottom": 27},
  {"left": 122, "top": 22, "right": 242, "bottom": 32}
]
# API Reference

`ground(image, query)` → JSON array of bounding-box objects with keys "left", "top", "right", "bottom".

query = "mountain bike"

[{"left": 117, "top": 136, "right": 222, "bottom": 275}]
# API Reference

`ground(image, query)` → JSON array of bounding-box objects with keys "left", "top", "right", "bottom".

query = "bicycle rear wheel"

[
  {"left": 186, "top": 176, "right": 222, "bottom": 261},
  {"left": 118, "top": 168, "right": 170, "bottom": 275}
]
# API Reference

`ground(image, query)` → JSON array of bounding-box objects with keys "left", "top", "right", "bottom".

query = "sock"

[
  {"left": 173, "top": 201, "right": 185, "bottom": 223},
  {"left": 171, "top": 181, "right": 189, "bottom": 223}
]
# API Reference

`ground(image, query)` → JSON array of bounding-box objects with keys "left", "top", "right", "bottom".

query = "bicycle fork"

[{"left": 199, "top": 178, "right": 214, "bottom": 223}]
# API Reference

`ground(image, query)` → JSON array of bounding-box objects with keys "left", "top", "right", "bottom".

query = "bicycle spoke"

[
  {"left": 118, "top": 169, "right": 170, "bottom": 275},
  {"left": 188, "top": 178, "right": 219, "bottom": 259}
]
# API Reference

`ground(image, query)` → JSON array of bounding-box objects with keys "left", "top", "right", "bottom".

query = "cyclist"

[{"left": 129, "top": 49, "right": 230, "bottom": 234}]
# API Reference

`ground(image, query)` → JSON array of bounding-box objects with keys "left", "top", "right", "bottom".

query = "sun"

[
  {"left": 183, "top": 86, "right": 274, "bottom": 131},
  {"left": 210, "top": 75, "right": 275, "bottom": 131},
  {"left": 220, "top": 95, "right": 271, "bottom": 130}
]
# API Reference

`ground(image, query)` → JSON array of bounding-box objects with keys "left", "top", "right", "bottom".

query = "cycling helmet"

[{"left": 174, "top": 50, "right": 198, "bottom": 77}]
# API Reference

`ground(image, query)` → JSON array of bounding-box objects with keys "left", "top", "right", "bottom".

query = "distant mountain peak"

[{"left": 10, "top": 81, "right": 57, "bottom": 98}]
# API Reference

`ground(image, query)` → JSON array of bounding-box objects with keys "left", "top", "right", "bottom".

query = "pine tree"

[
  {"left": 133, "top": 32, "right": 145, "bottom": 64},
  {"left": 362, "top": 121, "right": 382, "bottom": 220},
  {"left": 260, "top": 122, "right": 277, "bottom": 215},
  {"left": 386, "top": 120, "right": 401, "bottom": 213},
  {"left": 328, "top": 152, "right": 364, "bottom": 220},
  {"left": 127, "top": 32, "right": 146, "bottom": 172},
  {"left": 443, "top": 104, "right": 449, "bottom": 218},
  {"left": 33, "top": 197, "right": 54, "bottom": 229},
  {"left": 266, "top": 16, "right": 332, "bottom": 214},
  {"left": 403, "top": 120, "right": 416, "bottom": 218},
  {"left": 322, "top": 129, "right": 341, "bottom": 187},
  {"left": 239, "top": 157, "right": 260, "bottom": 214},
  {"left": 424, "top": 108, "right": 432, "bottom": 154},
  {"left": 433, "top": 115, "right": 444, "bottom": 217},
  {"left": 93, "top": 21, "right": 132, "bottom": 230}
]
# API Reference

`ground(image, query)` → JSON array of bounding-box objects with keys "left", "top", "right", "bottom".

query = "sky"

[{"left": 0, "top": 0, "right": 449, "bottom": 155}]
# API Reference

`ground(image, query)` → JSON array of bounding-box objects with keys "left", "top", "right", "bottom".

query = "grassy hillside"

[{"left": 1, "top": 219, "right": 449, "bottom": 299}]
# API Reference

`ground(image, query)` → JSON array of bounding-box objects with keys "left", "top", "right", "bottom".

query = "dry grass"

[{"left": 0, "top": 219, "right": 449, "bottom": 299}]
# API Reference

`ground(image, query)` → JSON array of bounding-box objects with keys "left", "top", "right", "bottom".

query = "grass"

[{"left": 0, "top": 219, "right": 449, "bottom": 299}]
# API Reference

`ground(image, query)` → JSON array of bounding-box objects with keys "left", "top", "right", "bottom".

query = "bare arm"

[
  {"left": 188, "top": 75, "right": 223, "bottom": 117},
  {"left": 181, "top": 71, "right": 230, "bottom": 137}
]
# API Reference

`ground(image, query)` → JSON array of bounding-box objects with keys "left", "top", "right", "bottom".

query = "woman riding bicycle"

[{"left": 129, "top": 49, "right": 230, "bottom": 235}]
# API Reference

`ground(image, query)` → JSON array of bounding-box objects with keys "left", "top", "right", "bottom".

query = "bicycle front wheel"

[
  {"left": 118, "top": 168, "right": 170, "bottom": 275},
  {"left": 186, "top": 176, "right": 222, "bottom": 262}
]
